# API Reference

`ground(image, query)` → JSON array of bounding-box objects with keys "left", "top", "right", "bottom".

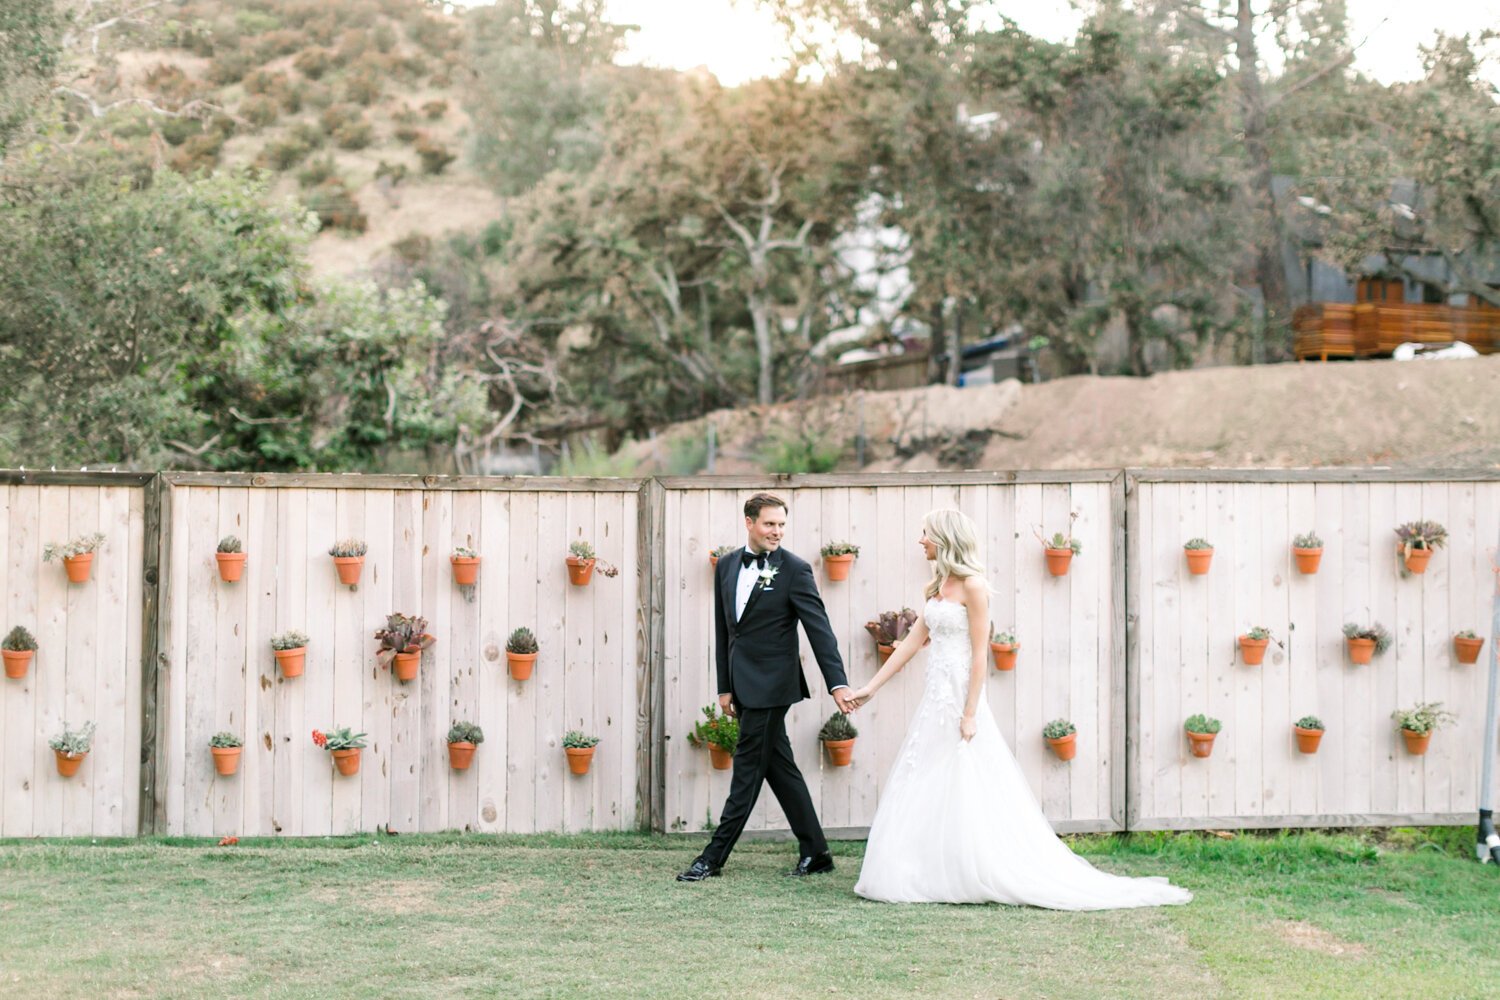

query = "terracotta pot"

[
  {"left": 211, "top": 746, "right": 242, "bottom": 776},
  {"left": 215, "top": 552, "right": 246, "bottom": 583},
  {"left": 1046, "top": 733, "right": 1077, "bottom": 761},
  {"left": 3, "top": 648, "right": 33, "bottom": 679},
  {"left": 823, "top": 738, "right": 855, "bottom": 767},
  {"left": 1402, "top": 546, "right": 1433, "bottom": 574},
  {"left": 274, "top": 646, "right": 307, "bottom": 678},
  {"left": 876, "top": 643, "right": 895, "bottom": 664},
  {"left": 393, "top": 648, "right": 421, "bottom": 682},
  {"left": 451, "top": 556, "right": 480, "bottom": 586},
  {"left": 1400, "top": 728, "right": 1431, "bottom": 756},
  {"left": 1185, "top": 548, "right": 1214, "bottom": 575},
  {"left": 823, "top": 554, "right": 855, "bottom": 581},
  {"left": 991, "top": 642, "right": 1018, "bottom": 671},
  {"left": 1044, "top": 548, "right": 1073, "bottom": 577},
  {"left": 1186, "top": 730, "right": 1217, "bottom": 758},
  {"left": 507, "top": 651, "right": 537, "bottom": 681},
  {"left": 709, "top": 554, "right": 719, "bottom": 568},
  {"left": 1454, "top": 635, "right": 1484, "bottom": 664},
  {"left": 331, "top": 747, "right": 361, "bottom": 775},
  {"left": 54, "top": 749, "right": 86, "bottom": 777},
  {"left": 333, "top": 556, "right": 364, "bottom": 586},
  {"left": 566, "top": 557, "right": 595, "bottom": 586},
  {"left": 448, "top": 741, "right": 476, "bottom": 770},
  {"left": 1292, "top": 546, "right": 1323, "bottom": 574},
  {"left": 708, "top": 744, "right": 733, "bottom": 770},
  {"left": 1346, "top": 637, "right": 1376, "bottom": 665},
  {"left": 63, "top": 553, "right": 94, "bottom": 584},
  {"left": 1238, "top": 636, "right": 1269, "bottom": 666},
  {"left": 565, "top": 746, "right": 596, "bottom": 775},
  {"left": 1294, "top": 726, "right": 1323, "bottom": 754}
]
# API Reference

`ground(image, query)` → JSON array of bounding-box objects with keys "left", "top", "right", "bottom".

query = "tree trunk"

[
  {"left": 749, "top": 289, "right": 774, "bottom": 405},
  {"left": 1235, "top": 0, "right": 1293, "bottom": 362}
]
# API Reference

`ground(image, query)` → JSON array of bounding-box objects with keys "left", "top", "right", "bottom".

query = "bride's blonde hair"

[{"left": 922, "top": 509, "right": 989, "bottom": 599}]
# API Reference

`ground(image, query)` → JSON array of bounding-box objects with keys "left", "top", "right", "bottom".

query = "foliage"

[
  {"left": 568, "top": 540, "right": 595, "bottom": 561},
  {"left": 374, "top": 613, "right": 434, "bottom": 667},
  {"left": 818, "top": 712, "right": 858, "bottom": 742},
  {"left": 1043, "top": 718, "right": 1076, "bottom": 740},
  {"left": 1183, "top": 538, "right": 1213, "bottom": 550},
  {"left": 1456, "top": 629, "right": 1480, "bottom": 640},
  {"left": 991, "top": 628, "right": 1017, "bottom": 647},
  {"left": 1342, "top": 622, "right": 1393, "bottom": 655},
  {"left": 687, "top": 704, "right": 739, "bottom": 753},
  {"left": 2, "top": 625, "right": 37, "bottom": 651},
  {"left": 414, "top": 135, "right": 455, "bottom": 175},
  {"left": 1038, "top": 512, "right": 1081, "bottom": 554},
  {"left": 270, "top": 629, "right": 309, "bottom": 651},
  {"left": 562, "top": 729, "right": 599, "bottom": 749},
  {"left": 0, "top": 0, "right": 63, "bottom": 160},
  {"left": 553, "top": 442, "right": 639, "bottom": 477},
  {"left": 328, "top": 539, "right": 368, "bottom": 558},
  {"left": 303, "top": 176, "right": 368, "bottom": 232},
  {"left": 866, "top": 608, "right": 918, "bottom": 646},
  {"left": 447, "top": 721, "right": 485, "bottom": 745},
  {"left": 710, "top": 545, "right": 738, "bottom": 559},
  {"left": 452, "top": 546, "right": 478, "bottom": 559},
  {"left": 820, "top": 541, "right": 859, "bottom": 557},
  {"left": 1244, "top": 626, "right": 1273, "bottom": 641},
  {"left": 1395, "top": 520, "right": 1447, "bottom": 553},
  {"left": 43, "top": 533, "right": 106, "bottom": 561},
  {"left": 49, "top": 721, "right": 95, "bottom": 755},
  {"left": 1391, "top": 702, "right": 1456, "bottom": 735},
  {"left": 759, "top": 425, "right": 842, "bottom": 475},
  {"left": 505, "top": 627, "right": 537, "bottom": 654},
  {"left": 1295, "top": 715, "right": 1324, "bottom": 731},
  {"left": 1292, "top": 530, "right": 1323, "bottom": 549},
  {"left": 311, "top": 726, "right": 366, "bottom": 751},
  {"left": 1184, "top": 713, "right": 1221, "bottom": 735},
  {"left": 210, "top": 731, "right": 243, "bottom": 749},
  {"left": 217, "top": 535, "right": 242, "bottom": 554}
]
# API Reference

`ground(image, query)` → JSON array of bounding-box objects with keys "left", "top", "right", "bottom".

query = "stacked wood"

[
  {"left": 1293, "top": 303, "right": 1357, "bottom": 360},
  {"left": 1296, "top": 302, "right": 1500, "bottom": 359}
]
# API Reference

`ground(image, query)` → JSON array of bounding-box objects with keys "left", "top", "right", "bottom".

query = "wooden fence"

[{"left": 2, "top": 469, "right": 1498, "bottom": 839}]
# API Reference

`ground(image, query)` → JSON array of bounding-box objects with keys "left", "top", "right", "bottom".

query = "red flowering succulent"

[
  {"left": 311, "top": 729, "right": 328, "bottom": 748},
  {"left": 311, "top": 726, "right": 366, "bottom": 750}
]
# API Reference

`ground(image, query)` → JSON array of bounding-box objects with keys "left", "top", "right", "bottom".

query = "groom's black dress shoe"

[
  {"left": 784, "top": 852, "right": 835, "bottom": 877},
  {"left": 676, "top": 858, "right": 722, "bottom": 882}
]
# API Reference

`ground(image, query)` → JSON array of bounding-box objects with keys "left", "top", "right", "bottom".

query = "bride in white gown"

[{"left": 848, "top": 509, "right": 1191, "bottom": 909}]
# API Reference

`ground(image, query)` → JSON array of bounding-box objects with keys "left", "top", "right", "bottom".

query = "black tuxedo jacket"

[{"left": 715, "top": 546, "right": 847, "bottom": 709}]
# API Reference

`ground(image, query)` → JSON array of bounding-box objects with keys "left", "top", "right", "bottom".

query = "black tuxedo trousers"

[{"left": 701, "top": 704, "right": 826, "bottom": 865}]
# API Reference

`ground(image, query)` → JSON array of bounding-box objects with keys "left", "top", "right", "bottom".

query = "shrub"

[
  {"left": 374, "top": 160, "right": 409, "bottom": 186},
  {"left": 759, "top": 425, "right": 841, "bottom": 474},
  {"left": 1184, "top": 713, "right": 1221, "bottom": 735},
  {"left": 562, "top": 730, "right": 600, "bottom": 749},
  {"left": 210, "top": 731, "right": 243, "bottom": 748},
  {"left": 296, "top": 154, "right": 338, "bottom": 188},
  {"left": 818, "top": 712, "right": 858, "bottom": 742},
  {"left": 373, "top": 23, "right": 397, "bottom": 53},
  {"left": 144, "top": 63, "right": 203, "bottom": 104},
  {"left": 447, "top": 721, "right": 485, "bottom": 745},
  {"left": 505, "top": 627, "right": 538, "bottom": 654},
  {"left": 393, "top": 122, "right": 422, "bottom": 144},
  {"left": 341, "top": 68, "right": 382, "bottom": 106},
  {"left": 305, "top": 178, "right": 368, "bottom": 232},
  {"left": 259, "top": 133, "right": 314, "bottom": 171},
  {"left": 301, "top": 81, "right": 334, "bottom": 110},
  {"left": 217, "top": 535, "right": 242, "bottom": 554},
  {"left": 251, "top": 29, "right": 305, "bottom": 61},
  {"left": 334, "top": 120, "right": 374, "bottom": 151},
  {"left": 415, "top": 135, "right": 455, "bottom": 174},
  {"left": 422, "top": 99, "right": 448, "bottom": 120},
  {"left": 2, "top": 626, "right": 38, "bottom": 652},
  {"left": 271, "top": 630, "right": 309, "bottom": 651},
  {"left": 207, "top": 51, "right": 254, "bottom": 85},
  {"left": 1043, "top": 718, "right": 1076, "bottom": 740},
  {"left": 293, "top": 47, "right": 334, "bottom": 80},
  {"left": 159, "top": 115, "right": 204, "bottom": 147},
  {"left": 239, "top": 95, "right": 280, "bottom": 128},
  {"left": 242, "top": 69, "right": 286, "bottom": 96}
]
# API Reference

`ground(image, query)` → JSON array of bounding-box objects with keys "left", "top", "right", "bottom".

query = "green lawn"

[{"left": 1, "top": 828, "right": 1496, "bottom": 999}]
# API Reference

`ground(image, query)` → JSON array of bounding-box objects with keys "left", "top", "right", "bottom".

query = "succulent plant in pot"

[
  {"left": 1238, "top": 626, "right": 1282, "bottom": 666},
  {"left": 374, "top": 613, "right": 435, "bottom": 682},
  {"left": 446, "top": 720, "right": 484, "bottom": 770},
  {"left": 709, "top": 544, "right": 737, "bottom": 568},
  {"left": 44, "top": 532, "right": 106, "bottom": 584},
  {"left": 819, "top": 541, "right": 860, "bottom": 581},
  {"left": 990, "top": 627, "right": 1018, "bottom": 671},
  {"left": 270, "top": 629, "right": 310, "bottom": 678},
  {"left": 1293, "top": 715, "right": 1324, "bottom": 754},
  {"left": 819, "top": 711, "right": 858, "bottom": 767},
  {"left": 1292, "top": 530, "right": 1323, "bottom": 574},
  {"left": 505, "top": 627, "right": 539, "bottom": 680},
  {"left": 1043, "top": 718, "right": 1077, "bottom": 761},
  {"left": 687, "top": 704, "right": 740, "bottom": 770},
  {"left": 1454, "top": 629, "right": 1485, "bottom": 665},
  {"left": 864, "top": 608, "right": 918, "bottom": 663},
  {"left": 3, "top": 625, "right": 37, "bottom": 679},
  {"left": 328, "top": 538, "right": 368, "bottom": 586},
  {"left": 451, "top": 545, "right": 480, "bottom": 587},
  {"left": 1184, "top": 713, "right": 1221, "bottom": 758},
  {"left": 215, "top": 535, "right": 246, "bottom": 582},
  {"left": 1392, "top": 702, "right": 1456, "bottom": 756},
  {"left": 562, "top": 729, "right": 600, "bottom": 774},
  {"left": 49, "top": 721, "right": 96, "bottom": 776},
  {"left": 1342, "top": 622, "right": 1392, "bottom": 665},
  {"left": 1183, "top": 537, "right": 1214, "bottom": 575},
  {"left": 313, "top": 726, "right": 368, "bottom": 775},
  {"left": 1035, "top": 514, "right": 1082, "bottom": 576},
  {"left": 210, "top": 731, "right": 244, "bottom": 775},
  {"left": 1394, "top": 520, "right": 1446, "bottom": 574},
  {"left": 566, "top": 540, "right": 596, "bottom": 585}
]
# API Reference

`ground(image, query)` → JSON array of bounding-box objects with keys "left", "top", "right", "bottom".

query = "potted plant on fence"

[
  {"left": 687, "top": 704, "right": 740, "bottom": 770},
  {"left": 216, "top": 535, "right": 246, "bottom": 582},
  {"left": 865, "top": 608, "right": 917, "bottom": 663},
  {"left": 819, "top": 712, "right": 858, "bottom": 767},
  {"left": 1043, "top": 718, "right": 1077, "bottom": 761},
  {"left": 210, "top": 731, "right": 244, "bottom": 776},
  {"left": 1183, "top": 538, "right": 1214, "bottom": 575},
  {"left": 49, "top": 721, "right": 95, "bottom": 777},
  {"left": 271, "top": 629, "right": 309, "bottom": 678},
  {"left": 375, "top": 613, "right": 435, "bottom": 682},
  {"left": 1454, "top": 629, "right": 1485, "bottom": 664},
  {"left": 1292, "top": 530, "right": 1324, "bottom": 574},
  {"left": 312, "top": 726, "right": 367, "bottom": 775},
  {"left": 446, "top": 721, "right": 484, "bottom": 770},
  {"left": 3, "top": 625, "right": 36, "bottom": 679},
  {"left": 1184, "top": 713, "right": 1221, "bottom": 758},
  {"left": 1294, "top": 715, "right": 1324, "bottom": 754},
  {"left": 709, "top": 544, "right": 737, "bottom": 568},
  {"left": 328, "top": 538, "right": 368, "bottom": 586},
  {"left": 505, "top": 627, "right": 538, "bottom": 680},
  {"left": 1342, "top": 622, "right": 1391, "bottom": 665},
  {"left": 1238, "top": 626, "right": 1281, "bottom": 666},
  {"left": 1391, "top": 702, "right": 1456, "bottom": 756},
  {"left": 563, "top": 730, "right": 600, "bottom": 774},
  {"left": 567, "top": 540, "right": 596, "bottom": 586},
  {"left": 43, "top": 532, "right": 106, "bottom": 584},
  {"left": 1036, "top": 514, "right": 1081, "bottom": 576},
  {"left": 451, "top": 546, "right": 480, "bottom": 586},
  {"left": 820, "top": 541, "right": 860, "bottom": 581},
  {"left": 1395, "top": 520, "right": 1446, "bottom": 574},
  {"left": 990, "top": 628, "right": 1018, "bottom": 671}
]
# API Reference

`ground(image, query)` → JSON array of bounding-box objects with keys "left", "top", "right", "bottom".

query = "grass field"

[{"left": 1, "top": 828, "right": 1497, "bottom": 999}]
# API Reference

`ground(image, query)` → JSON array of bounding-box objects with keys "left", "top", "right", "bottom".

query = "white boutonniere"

[{"left": 757, "top": 565, "right": 779, "bottom": 590}]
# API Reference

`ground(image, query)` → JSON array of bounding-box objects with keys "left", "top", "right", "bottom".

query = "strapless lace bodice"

[{"left": 920, "top": 597, "right": 976, "bottom": 711}]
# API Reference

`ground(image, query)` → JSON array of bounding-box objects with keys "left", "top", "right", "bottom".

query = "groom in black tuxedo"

[{"left": 677, "top": 492, "right": 854, "bottom": 882}]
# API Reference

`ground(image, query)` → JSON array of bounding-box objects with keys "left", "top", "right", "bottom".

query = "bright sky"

[{"left": 452, "top": 1, "right": 1500, "bottom": 88}]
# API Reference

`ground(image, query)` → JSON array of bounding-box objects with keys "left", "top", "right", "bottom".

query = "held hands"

[
  {"left": 959, "top": 714, "right": 977, "bottom": 742},
  {"left": 841, "top": 687, "right": 873, "bottom": 712},
  {"left": 833, "top": 688, "right": 858, "bottom": 714}
]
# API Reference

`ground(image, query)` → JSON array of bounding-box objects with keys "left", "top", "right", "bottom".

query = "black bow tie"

[{"left": 741, "top": 550, "right": 767, "bottom": 570}]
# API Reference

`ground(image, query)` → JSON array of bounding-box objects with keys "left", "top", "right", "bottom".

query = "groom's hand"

[
  {"left": 718, "top": 693, "right": 737, "bottom": 718},
  {"left": 833, "top": 688, "right": 856, "bottom": 714}
]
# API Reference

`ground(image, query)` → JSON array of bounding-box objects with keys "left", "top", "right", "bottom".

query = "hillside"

[
  {"left": 625, "top": 356, "right": 1500, "bottom": 474},
  {"left": 86, "top": 0, "right": 501, "bottom": 278}
]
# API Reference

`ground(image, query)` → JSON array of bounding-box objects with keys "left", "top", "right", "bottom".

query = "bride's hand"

[
  {"left": 959, "top": 715, "right": 976, "bottom": 742},
  {"left": 847, "top": 687, "right": 872, "bottom": 710}
]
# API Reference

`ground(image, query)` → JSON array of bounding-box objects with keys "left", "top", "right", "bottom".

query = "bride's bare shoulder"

[{"left": 960, "top": 574, "right": 989, "bottom": 603}]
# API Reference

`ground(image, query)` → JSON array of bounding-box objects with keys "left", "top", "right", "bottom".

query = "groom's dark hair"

[{"left": 744, "top": 492, "right": 787, "bottom": 520}]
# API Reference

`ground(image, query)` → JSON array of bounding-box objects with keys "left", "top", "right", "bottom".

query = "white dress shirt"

[{"left": 735, "top": 554, "right": 765, "bottom": 620}]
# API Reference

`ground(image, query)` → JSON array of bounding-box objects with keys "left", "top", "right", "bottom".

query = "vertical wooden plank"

[
  {"left": 533, "top": 492, "right": 569, "bottom": 832},
  {"left": 505, "top": 491, "right": 540, "bottom": 832},
  {"left": 1229, "top": 481, "right": 1263, "bottom": 818},
  {"left": 302, "top": 489, "right": 338, "bottom": 836},
  {"left": 1177, "top": 482, "right": 1210, "bottom": 820},
  {"left": 1038, "top": 482, "right": 1072, "bottom": 820},
  {"left": 596, "top": 491, "right": 629, "bottom": 829},
  {"left": 1106, "top": 475, "right": 1127, "bottom": 829},
  {"left": 817, "top": 486, "right": 852, "bottom": 830},
  {"left": 1148, "top": 483, "right": 1181, "bottom": 822},
  {"left": 432, "top": 490, "right": 465, "bottom": 833},
  {"left": 1312, "top": 483, "right": 1344, "bottom": 816},
  {"left": 640, "top": 481, "right": 667, "bottom": 832},
  {"left": 244, "top": 486, "right": 276, "bottom": 837},
  {"left": 1258, "top": 483, "right": 1290, "bottom": 820},
  {"left": 1285, "top": 484, "right": 1320, "bottom": 816},
  {"left": 563, "top": 491, "right": 596, "bottom": 833},
  {"left": 986, "top": 484, "right": 1017, "bottom": 753},
  {"left": 1451, "top": 482, "right": 1484, "bottom": 814},
  {"left": 473, "top": 490, "right": 508, "bottom": 833},
  {"left": 1068, "top": 482, "right": 1102, "bottom": 823},
  {"left": 0, "top": 487, "right": 14, "bottom": 836},
  {"left": 58, "top": 488, "right": 100, "bottom": 837},
  {"left": 161, "top": 485, "right": 190, "bottom": 836},
  {"left": 1424, "top": 482, "right": 1460, "bottom": 814},
  {"left": 1371, "top": 483, "right": 1404, "bottom": 815},
  {"left": 273, "top": 488, "right": 309, "bottom": 837},
  {"left": 1013, "top": 484, "right": 1048, "bottom": 814},
  {"left": 212, "top": 488, "right": 249, "bottom": 839},
  {"left": 1467, "top": 482, "right": 1500, "bottom": 815},
  {"left": 1341, "top": 482, "right": 1374, "bottom": 816},
  {"left": 1125, "top": 478, "right": 1147, "bottom": 829},
  {"left": 378, "top": 489, "right": 412, "bottom": 834},
  {"left": 180, "top": 487, "right": 217, "bottom": 837},
  {"left": 1205, "top": 483, "right": 1236, "bottom": 821}
]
